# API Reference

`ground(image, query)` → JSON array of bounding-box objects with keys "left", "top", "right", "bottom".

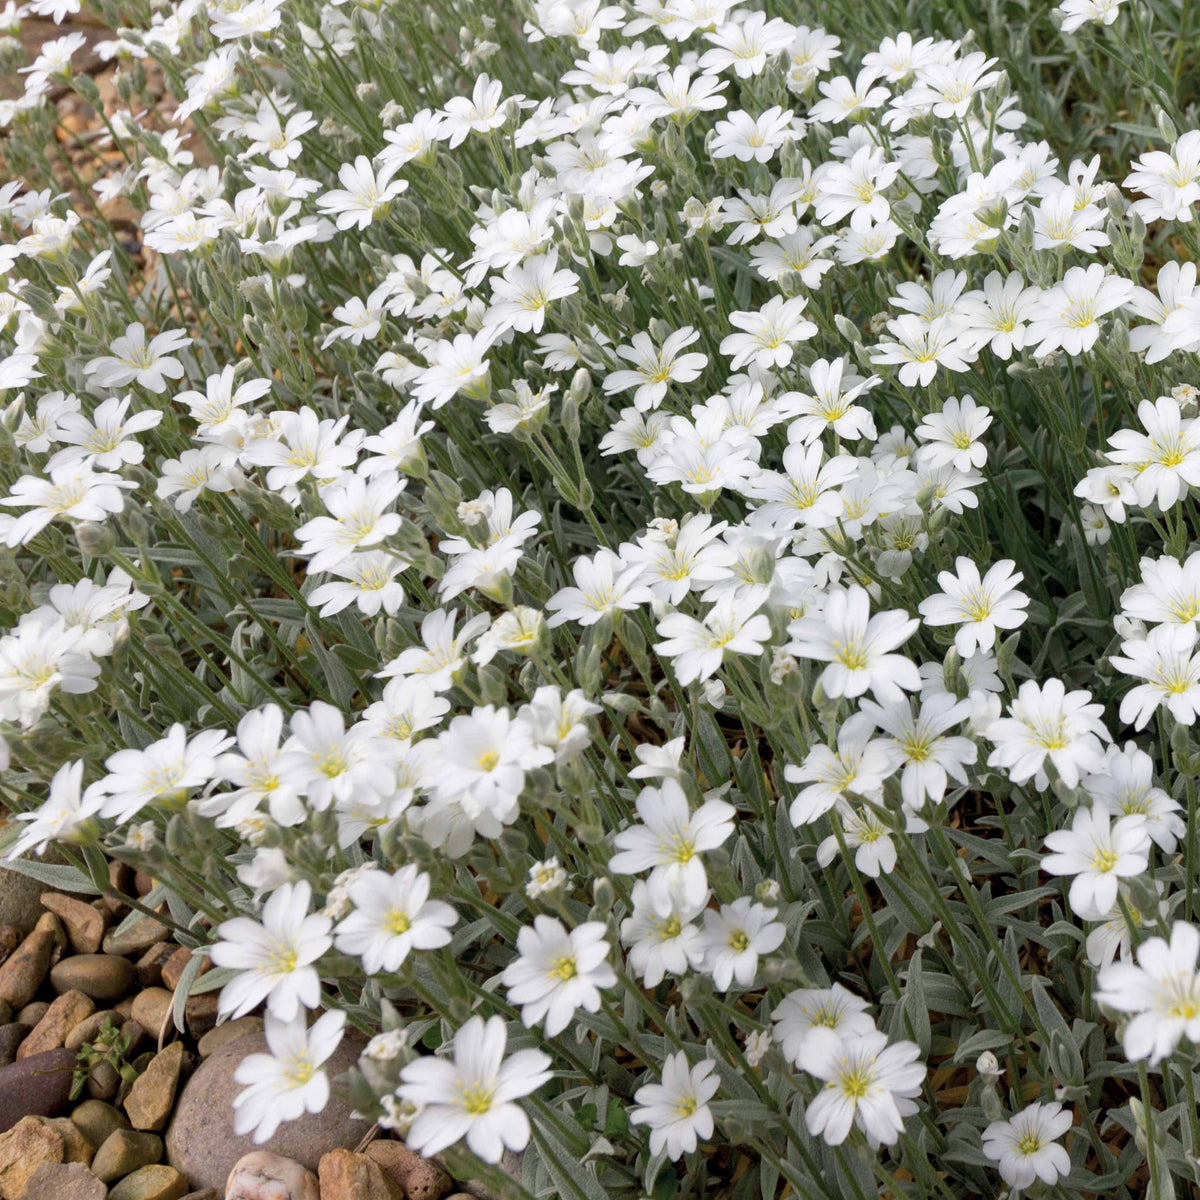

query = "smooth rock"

[
  {"left": 0, "top": 1114, "right": 63, "bottom": 1199},
  {"left": 39, "top": 1116, "right": 93, "bottom": 1164},
  {"left": 22, "top": 1159, "right": 106, "bottom": 1199},
  {"left": 180, "top": 1193, "right": 220, "bottom": 1200},
  {"left": 226, "top": 1150, "right": 319, "bottom": 1199},
  {"left": 166, "top": 1032, "right": 368, "bottom": 1191},
  {"left": 18, "top": 989, "right": 95, "bottom": 1059},
  {"left": 71, "top": 1099, "right": 129, "bottom": 1148},
  {"left": 51, "top": 954, "right": 136, "bottom": 1001},
  {"left": 0, "top": 931, "right": 19, "bottom": 968},
  {"left": 65, "top": 1009, "right": 120, "bottom": 1051},
  {"left": 123, "top": 1018, "right": 149, "bottom": 1056},
  {"left": 124, "top": 1041, "right": 185, "bottom": 1131},
  {"left": 0, "top": 1049, "right": 76, "bottom": 1132},
  {"left": 16, "top": 1002, "right": 48, "bottom": 1027},
  {"left": 115, "top": 996, "right": 136, "bottom": 1019},
  {"left": 40, "top": 894, "right": 106, "bottom": 954},
  {"left": 104, "top": 916, "right": 171, "bottom": 958},
  {"left": 184, "top": 994, "right": 219, "bottom": 1037},
  {"left": 109, "top": 1163, "right": 189, "bottom": 1200},
  {"left": 93, "top": 1128, "right": 163, "bottom": 1182},
  {"left": 0, "top": 1027, "right": 24, "bottom": 1070},
  {"left": 320, "top": 1148, "right": 404, "bottom": 1200},
  {"left": 130, "top": 988, "right": 173, "bottom": 1036},
  {"left": 161, "top": 948, "right": 200, "bottom": 991},
  {"left": 86, "top": 1060, "right": 120, "bottom": 1100},
  {"left": 365, "top": 1142, "right": 453, "bottom": 1200},
  {"left": 197, "top": 1016, "right": 262, "bottom": 1058},
  {"left": 136, "top": 944, "right": 175, "bottom": 989},
  {"left": 0, "top": 923, "right": 55, "bottom": 1009},
  {"left": 0, "top": 866, "right": 56, "bottom": 936}
]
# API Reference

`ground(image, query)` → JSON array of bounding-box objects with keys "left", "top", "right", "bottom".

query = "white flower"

[
  {"left": 914, "top": 395, "right": 992, "bottom": 472},
  {"left": 800, "top": 1028, "right": 925, "bottom": 1147},
  {"left": 1028, "top": 265, "right": 1135, "bottom": 357},
  {"left": 546, "top": 548, "right": 653, "bottom": 627},
  {"left": 919, "top": 557, "right": 1029, "bottom": 656},
  {"left": 1112, "top": 621, "right": 1200, "bottom": 728},
  {"left": 720, "top": 296, "right": 817, "bottom": 370},
  {"left": 698, "top": 897, "right": 785, "bottom": 990},
  {"left": 211, "top": 880, "right": 333, "bottom": 1020},
  {"left": 621, "top": 879, "right": 707, "bottom": 987},
  {"left": 1041, "top": 807, "right": 1150, "bottom": 920},
  {"left": 1106, "top": 396, "right": 1200, "bottom": 511},
  {"left": 484, "top": 251, "right": 579, "bottom": 335},
  {"left": 630, "top": 1052, "right": 719, "bottom": 1160},
  {"left": 398, "top": 1015, "right": 552, "bottom": 1162},
  {"left": 317, "top": 155, "right": 407, "bottom": 230},
  {"left": 654, "top": 598, "right": 772, "bottom": 686},
  {"left": 986, "top": 679, "right": 1111, "bottom": 790},
  {"left": 334, "top": 864, "right": 457, "bottom": 975},
  {"left": 232, "top": 1010, "right": 346, "bottom": 1143},
  {"left": 788, "top": 584, "right": 920, "bottom": 702},
  {"left": 772, "top": 984, "right": 876, "bottom": 1067},
  {"left": 784, "top": 713, "right": 892, "bottom": 825},
  {"left": 500, "top": 916, "right": 616, "bottom": 1035},
  {"left": 608, "top": 779, "right": 735, "bottom": 910},
  {"left": 1095, "top": 922, "right": 1200, "bottom": 1063},
  {"left": 83, "top": 323, "right": 190, "bottom": 393},
  {"left": 6, "top": 761, "right": 103, "bottom": 859},
  {"left": 603, "top": 327, "right": 708, "bottom": 411},
  {"left": 982, "top": 1102, "right": 1074, "bottom": 1191}
]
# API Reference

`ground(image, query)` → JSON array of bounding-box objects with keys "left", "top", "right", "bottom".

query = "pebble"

[
  {"left": 184, "top": 993, "right": 219, "bottom": 1037},
  {"left": 124, "top": 1041, "right": 186, "bottom": 1131},
  {"left": 319, "top": 1148, "right": 404, "bottom": 1200},
  {"left": 0, "top": 1049, "right": 77, "bottom": 1132},
  {"left": 40, "top": 894, "right": 106, "bottom": 955},
  {"left": 71, "top": 1099, "right": 129, "bottom": 1148},
  {"left": 165, "top": 1032, "right": 368, "bottom": 1190},
  {"left": 0, "top": 930, "right": 19, "bottom": 968},
  {"left": 0, "top": 1028, "right": 24, "bottom": 1070},
  {"left": 108, "top": 1163, "right": 190, "bottom": 1200},
  {"left": 161, "top": 948, "right": 198, "bottom": 991},
  {"left": 20, "top": 1160, "right": 105, "bottom": 1200},
  {"left": 16, "top": 1002, "right": 48, "bottom": 1027},
  {"left": 51, "top": 953, "right": 136, "bottom": 1001},
  {"left": 103, "top": 916, "right": 171, "bottom": 958},
  {"left": 136, "top": 944, "right": 176, "bottom": 988},
  {"left": 87, "top": 1060, "right": 121, "bottom": 1100},
  {"left": 0, "top": 1114, "right": 63, "bottom": 1200},
  {"left": 180, "top": 1193, "right": 220, "bottom": 1200},
  {"left": 364, "top": 1142, "right": 453, "bottom": 1200},
  {"left": 0, "top": 920, "right": 56, "bottom": 1009},
  {"left": 65, "top": 1009, "right": 120, "bottom": 1051},
  {"left": 197, "top": 1016, "right": 262, "bottom": 1058},
  {"left": 130, "top": 988, "right": 173, "bottom": 1036},
  {"left": 225, "top": 1150, "right": 320, "bottom": 1200},
  {"left": 18, "top": 990, "right": 95, "bottom": 1059},
  {"left": 93, "top": 1128, "right": 164, "bottom": 1182},
  {"left": 40, "top": 1116, "right": 93, "bottom": 1164}
]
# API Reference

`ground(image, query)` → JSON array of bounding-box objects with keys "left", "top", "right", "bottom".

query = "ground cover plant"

[{"left": 6, "top": 0, "right": 1200, "bottom": 1194}]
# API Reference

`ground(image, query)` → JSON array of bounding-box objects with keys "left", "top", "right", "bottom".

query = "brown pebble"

[
  {"left": 0, "top": 930, "right": 20, "bottom": 968},
  {"left": 0, "top": 923, "right": 56, "bottom": 1010},
  {"left": 196, "top": 1016, "right": 262, "bottom": 1059},
  {"left": 50, "top": 955, "right": 136, "bottom": 1002},
  {"left": 17, "top": 1003, "right": 49, "bottom": 1028},
  {"left": 21, "top": 1160, "right": 105, "bottom": 1200},
  {"left": 162, "top": 948, "right": 207, "bottom": 992},
  {"left": 364, "top": 1141, "right": 453, "bottom": 1200},
  {"left": 130, "top": 989, "right": 172, "bottom": 1037},
  {"left": 108, "top": 1163, "right": 189, "bottom": 1200},
  {"left": 135, "top": 945, "right": 175, "bottom": 989},
  {"left": 0, "top": 1114, "right": 64, "bottom": 1199},
  {"left": 70, "top": 1099, "right": 129, "bottom": 1148},
  {"left": 38, "top": 1116, "right": 93, "bottom": 1165},
  {"left": 123, "top": 1042, "right": 185, "bottom": 1131},
  {"left": 320, "top": 1149, "right": 403, "bottom": 1200},
  {"left": 18, "top": 991, "right": 95, "bottom": 1059},
  {"left": 40, "top": 895, "right": 106, "bottom": 955},
  {"left": 64, "top": 1011, "right": 119, "bottom": 1052}
]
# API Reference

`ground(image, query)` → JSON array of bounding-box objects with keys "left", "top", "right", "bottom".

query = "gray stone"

[
  {"left": 165, "top": 1032, "right": 368, "bottom": 1191},
  {"left": 0, "top": 1027, "right": 24, "bottom": 1070},
  {"left": 0, "top": 1114, "right": 63, "bottom": 1199},
  {"left": 108, "top": 1163, "right": 189, "bottom": 1200},
  {"left": 197, "top": 1016, "right": 262, "bottom": 1058}
]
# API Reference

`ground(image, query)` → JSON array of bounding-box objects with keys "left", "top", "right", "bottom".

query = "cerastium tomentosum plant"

[{"left": 4, "top": 0, "right": 1200, "bottom": 1194}]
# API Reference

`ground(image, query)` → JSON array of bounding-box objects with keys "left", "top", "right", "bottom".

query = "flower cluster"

[{"left": 3, "top": 0, "right": 1200, "bottom": 1194}]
